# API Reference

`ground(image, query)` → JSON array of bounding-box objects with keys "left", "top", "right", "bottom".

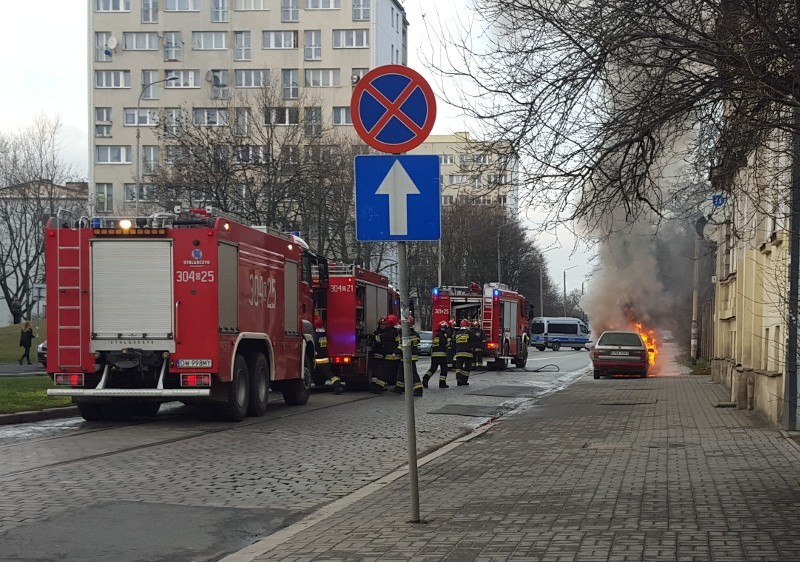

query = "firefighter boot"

[
  {"left": 422, "top": 372, "right": 431, "bottom": 388},
  {"left": 439, "top": 376, "right": 449, "bottom": 388},
  {"left": 456, "top": 374, "right": 470, "bottom": 386},
  {"left": 370, "top": 378, "right": 387, "bottom": 394},
  {"left": 393, "top": 380, "right": 405, "bottom": 394},
  {"left": 413, "top": 383, "right": 423, "bottom": 397}
]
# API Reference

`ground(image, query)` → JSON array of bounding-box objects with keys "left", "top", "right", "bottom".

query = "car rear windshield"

[
  {"left": 598, "top": 332, "right": 642, "bottom": 346},
  {"left": 420, "top": 331, "right": 432, "bottom": 340}
]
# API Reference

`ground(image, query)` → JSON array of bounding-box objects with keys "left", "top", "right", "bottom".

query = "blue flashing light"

[
  {"left": 91, "top": 217, "right": 102, "bottom": 228},
  {"left": 493, "top": 289, "right": 500, "bottom": 297},
  {"left": 432, "top": 288, "right": 439, "bottom": 296}
]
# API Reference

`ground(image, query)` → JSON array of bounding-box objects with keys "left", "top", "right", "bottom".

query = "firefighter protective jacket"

[
  {"left": 431, "top": 329, "right": 449, "bottom": 357},
  {"left": 375, "top": 326, "right": 401, "bottom": 361},
  {"left": 472, "top": 327, "right": 486, "bottom": 352},
  {"left": 454, "top": 328, "right": 475, "bottom": 358},
  {"left": 409, "top": 327, "right": 420, "bottom": 361},
  {"left": 314, "top": 327, "right": 329, "bottom": 362}
]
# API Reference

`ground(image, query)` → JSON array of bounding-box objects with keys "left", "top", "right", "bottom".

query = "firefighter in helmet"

[
  {"left": 471, "top": 319, "right": 486, "bottom": 368},
  {"left": 369, "top": 317, "right": 388, "bottom": 393},
  {"left": 423, "top": 320, "right": 450, "bottom": 388},
  {"left": 393, "top": 316, "right": 424, "bottom": 396},
  {"left": 454, "top": 319, "right": 476, "bottom": 386},
  {"left": 313, "top": 315, "right": 343, "bottom": 394},
  {"left": 371, "top": 314, "right": 402, "bottom": 393},
  {"left": 446, "top": 318, "right": 457, "bottom": 369}
]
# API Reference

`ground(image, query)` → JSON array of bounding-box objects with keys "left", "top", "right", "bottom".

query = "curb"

[{"left": 0, "top": 406, "right": 78, "bottom": 426}]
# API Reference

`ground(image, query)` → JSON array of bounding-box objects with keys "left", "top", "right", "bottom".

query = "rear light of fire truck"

[
  {"left": 54, "top": 373, "right": 84, "bottom": 387},
  {"left": 181, "top": 374, "right": 211, "bottom": 387},
  {"left": 331, "top": 356, "right": 352, "bottom": 364},
  {"left": 486, "top": 342, "right": 498, "bottom": 349}
]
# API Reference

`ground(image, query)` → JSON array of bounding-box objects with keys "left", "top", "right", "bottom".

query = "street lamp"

[
  {"left": 135, "top": 76, "right": 178, "bottom": 215},
  {"left": 563, "top": 264, "right": 580, "bottom": 316}
]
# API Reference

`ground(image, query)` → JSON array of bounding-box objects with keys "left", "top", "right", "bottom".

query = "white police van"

[{"left": 530, "top": 317, "right": 591, "bottom": 351}]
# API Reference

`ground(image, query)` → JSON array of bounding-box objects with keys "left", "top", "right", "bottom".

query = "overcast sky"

[{"left": 0, "top": 0, "right": 594, "bottom": 296}]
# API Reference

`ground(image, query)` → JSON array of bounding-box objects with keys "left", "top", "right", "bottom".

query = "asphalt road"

[{"left": 0, "top": 350, "right": 591, "bottom": 562}]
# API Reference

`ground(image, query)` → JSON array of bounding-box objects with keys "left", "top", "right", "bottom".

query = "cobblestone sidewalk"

[{"left": 228, "top": 369, "right": 800, "bottom": 561}]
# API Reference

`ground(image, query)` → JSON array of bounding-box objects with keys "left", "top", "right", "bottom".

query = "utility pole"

[
  {"left": 691, "top": 217, "right": 706, "bottom": 363},
  {"left": 784, "top": 109, "right": 800, "bottom": 431}
]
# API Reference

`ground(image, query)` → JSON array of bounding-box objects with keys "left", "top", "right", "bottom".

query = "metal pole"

[
  {"left": 438, "top": 239, "right": 442, "bottom": 287},
  {"left": 690, "top": 226, "right": 701, "bottom": 363},
  {"left": 563, "top": 269, "right": 567, "bottom": 316},
  {"left": 783, "top": 109, "right": 800, "bottom": 431},
  {"left": 397, "top": 241, "right": 420, "bottom": 522},
  {"left": 497, "top": 231, "right": 501, "bottom": 283},
  {"left": 539, "top": 267, "right": 544, "bottom": 317}
]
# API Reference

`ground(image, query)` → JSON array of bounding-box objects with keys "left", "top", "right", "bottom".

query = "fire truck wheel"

[
  {"left": 536, "top": 346, "right": 546, "bottom": 352},
  {"left": 492, "top": 358, "right": 507, "bottom": 370},
  {"left": 246, "top": 352, "right": 270, "bottom": 417},
  {"left": 551, "top": 341, "right": 561, "bottom": 352},
  {"left": 129, "top": 401, "right": 161, "bottom": 418},
  {"left": 76, "top": 402, "right": 106, "bottom": 421},
  {"left": 283, "top": 352, "right": 312, "bottom": 406},
  {"left": 217, "top": 354, "right": 250, "bottom": 422}
]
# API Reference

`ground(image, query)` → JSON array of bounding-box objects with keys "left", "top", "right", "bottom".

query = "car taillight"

[
  {"left": 592, "top": 350, "right": 599, "bottom": 359},
  {"left": 54, "top": 373, "right": 84, "bottom": 387},
  {"left": 640, "top": 350, "right": 648, "bottom": 360},
  {"left": 181, "top": 374, "right": 211, "bottom": 387}
]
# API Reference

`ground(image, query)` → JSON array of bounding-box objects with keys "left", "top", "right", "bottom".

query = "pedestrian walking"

[
  {"left": 454, "top": 319, "right": 476, "bottom": 386},
  {"left": 393, "top": 316, "right": 423, "bottom": 396},
  {"left": 313, "top": 315, "right": 343, "bottom": 394},
  {"left": 18, "top": 321, "right": 35, "bottom": 365},
  {"left": 422, "top": 321, "right": 450, "bottom": 388},
  {"left": 10, "top": 298, "right": 22, "bottom": 325}
]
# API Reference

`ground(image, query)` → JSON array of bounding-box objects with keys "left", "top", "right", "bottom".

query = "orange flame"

[{"left": 635, "top": 323, "right": 657, "bottom": 365}]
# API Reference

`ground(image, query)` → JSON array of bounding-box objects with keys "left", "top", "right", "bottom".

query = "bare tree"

[{"left": 429, "top": 0, "right": 800, "bottom": 236}]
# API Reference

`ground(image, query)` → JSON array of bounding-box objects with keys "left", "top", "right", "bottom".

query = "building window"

[
  {"left": 165, "top": 0, "right": 199, "bottom": 10},
  {"left": 141, "top": 70, "right": 160, "bottom": 99},
  {"left": 265, "top": 107, "right": 299, "bottom": 126},
  {"left": 124, "top": 108, "right": 159, "bottom": 126},
  {"left": 142, "top": 146, "right": 161, "bottom": 174},
  {"left": 142, "top": 0, "right": 158, "bottom": 22},
  {"left": 212, "top": 0, "right": 230, "bottom": 21},
  {"left": 487, "top": 174, "right": 507, "bottom": 185},
  {"left": 95, "top": 108, "right": 112, "bottom": 138},
  {"left": 235, "top": 0, "right": 267, "bottom": 8},
  {"left": 210, "top": 70, "right": 230, "bottom": 99},
  {"left": 95, "top": 0, "right": 130, "bottom": 11},
  {"left": 193, "top": 31, "right": 227, "bottom": 50},
  {"left": 332, "top": 29, "right": 369, "bottom": 48},
  {"left": 281, "top": 0, "right": 299, "bottom": 21},
  {"left": 305, "top": 69, "right": 340, "bottom": 87},
  {"left": 234, "top": 31, "right": 251, "bottom": 60},
  {"left": 440, "top": 154, "right": 455, "bottom": 165},
  {"left": 353, "top": 0, "right": 369, "bottom": 20},
  {"left": 96, "top": 184, "right": 114, "bottom": 212},
  {"left": 351, "top": 67, "right": 368, "bottom": 85},
  {"left": 306, "top": 0, "right": 340, "bottom": 8},
  {"left": 235, "top": 108, "right": 251, "bottom": 136},
  {"left": 193, "top": 108, "right": 229, "bottom": 126},
  {"left": 235, "top": 69, "right": 269, "bottom": 88},
  {"left": 165, "top": 146, "right": 189, "bottom": 165},
  {"left": 95, "top": 70, "right": 131, "bottom": 88},
  {"left": 442, "top": 195, "right": 454, "bottom": 206},
  {"left": 332, "top": 106, "right": 351, "bottom": 125},
  {"left": 96, "top": 145, "right": 132, "bottom": 164},
  {"left": 125, "top": 183, "right": 158, "bottom": 202},
  {"left": 305, "top": 30, "right": 322, "bottom": 60},
  {"left": 263, "top": 30, "right": 298, "bottom": 49},
  {"left": 164, "top": 31, "right": 183, "bottom": 61},
  {"left": 236, "top": 145, "right": 269, "bottom": 163},
  {"left": 282, "top": 69, "right": 299, "bottom": 99},
  {"left": 305, "top": 107, "right": 322, "bottom": 137},
  {"left": 95, "top": 32, "right": 114, "bottom": 62},
  {"left": 163, "top": 108, "right": 181, "bottom": 135},
  {"left": 165, "top": 70, "right": 200, "bottom": 88},
  {"left": 449, "top": 174, "right": 468, "bottom": 185},
  {"left": 123, "top": 32, "right": 158, "bottom": 50},
  {"left": 95, "top": 125, "right": 112, "bottom": 137}
]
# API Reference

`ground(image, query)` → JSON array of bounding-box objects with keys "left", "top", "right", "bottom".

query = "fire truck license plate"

[{"left": 177, "top": 359, "right": 212, "bottom": 368}]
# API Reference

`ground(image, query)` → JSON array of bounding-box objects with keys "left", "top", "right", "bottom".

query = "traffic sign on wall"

[{"left": 350, "top": 65, "right": 437, "bottom": 154}]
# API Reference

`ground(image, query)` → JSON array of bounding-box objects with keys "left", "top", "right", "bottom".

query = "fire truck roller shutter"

[
  {"left": 91, "top": 240, "right": 174, "bottom": 343},
  {"left": 284, "top": 260, "right": 299, "bottom": 334},
  {"left": 218, "top": 243, "right": 238, "bottom": 330},
  {"left": 366, "top": 285, "right": 384, "bottom": 333}
]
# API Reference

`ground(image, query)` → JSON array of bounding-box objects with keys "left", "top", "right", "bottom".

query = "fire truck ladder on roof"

[
  {"left": 328, "top": 263, "right": 357, "bottom": 276},
  {"left": 55, "top": 210, "right": 84, "bottom": 368}
]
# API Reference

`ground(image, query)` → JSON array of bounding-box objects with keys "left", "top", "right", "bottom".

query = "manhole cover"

[
  {"left": 428, "top": 404, "right": 508, "bottom": 417},
  {"left": 465, "top": 385, "right": 545, "bottom": 398}
]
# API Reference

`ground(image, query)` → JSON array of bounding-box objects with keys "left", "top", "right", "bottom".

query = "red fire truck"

[
  {"left": 431, "top": 282, "right": 532, "bottom": 369},
  {"left": 314, "top": 263, "right": 398, "bottom": 388},
  {"left": 45, "top": 208, "right": 328, "bottom": 422}
]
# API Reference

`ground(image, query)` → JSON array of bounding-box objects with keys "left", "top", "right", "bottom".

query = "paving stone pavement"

[{"left": 240, "top": 372, "right": 800, "bottom": 561}]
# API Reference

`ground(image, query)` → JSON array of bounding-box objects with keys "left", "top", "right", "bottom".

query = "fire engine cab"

[
  {"left": 431, "top": 282, "right": 532, "bottom": 369},
  {"left": 314, "top": 263, "right": 398, "bottom": 388},
  {"left": 45, "top": 208, "right": 327, "bottom": 422}
]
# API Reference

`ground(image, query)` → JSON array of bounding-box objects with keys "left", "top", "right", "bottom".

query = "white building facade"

[{"left": 89, "top": 0, "right": 407, "bottom": 214}]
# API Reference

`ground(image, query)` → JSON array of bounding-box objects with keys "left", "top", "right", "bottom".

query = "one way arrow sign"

[{"left": 355, "top": 155, "right": 441, "bottom": 241}]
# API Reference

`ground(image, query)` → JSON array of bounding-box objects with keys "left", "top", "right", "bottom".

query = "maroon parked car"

[{"left": 591, "top": 330, "right": 649, "bottom": 379}]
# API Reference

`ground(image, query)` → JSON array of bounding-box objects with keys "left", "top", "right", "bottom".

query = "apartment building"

[
  {"left": 408, "top": 132, "right": 519, "bottom": 216},
  {"left": 89, "top": 0, "right": 407, "bottom": 214}
]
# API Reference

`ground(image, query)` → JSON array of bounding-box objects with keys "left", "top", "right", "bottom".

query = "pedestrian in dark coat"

[{"left": 18, "top": 321, "right": 34, "bottom": 365}]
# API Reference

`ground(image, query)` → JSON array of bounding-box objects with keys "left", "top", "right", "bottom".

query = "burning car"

[{"left": 591, "top": 330, "right": 651, "bottom": 379}]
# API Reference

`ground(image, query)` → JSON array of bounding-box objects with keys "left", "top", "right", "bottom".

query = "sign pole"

[{"left": 398, "top": 240, "right": 421, "bottom": 522}]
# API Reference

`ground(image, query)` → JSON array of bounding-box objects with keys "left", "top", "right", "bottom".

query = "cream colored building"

[
  {"left": 89, "top": 0, "right": 407, "bottom": 215},
  {"left": 710, "top": 138, "right": 791, "bottom": 425},
  {"left": 409, "top": 132, "right": 519, "bottom": 216}
]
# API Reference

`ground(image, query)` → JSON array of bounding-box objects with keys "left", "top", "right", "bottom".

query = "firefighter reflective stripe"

[
  {"left": 431, "top": 351, "right": 447, "bottom": 357},
  {"left": 455, "top": 351, "right": 473, "bottom": 358},
  {"left": 330, "top": 376, "right": 341, "bottom": 384},
  {"left": 384, "top": 354, "right": 401, "bottom": 361},
  {"left": 372, "top": 377, "right": 386, "bottom": 387}
]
